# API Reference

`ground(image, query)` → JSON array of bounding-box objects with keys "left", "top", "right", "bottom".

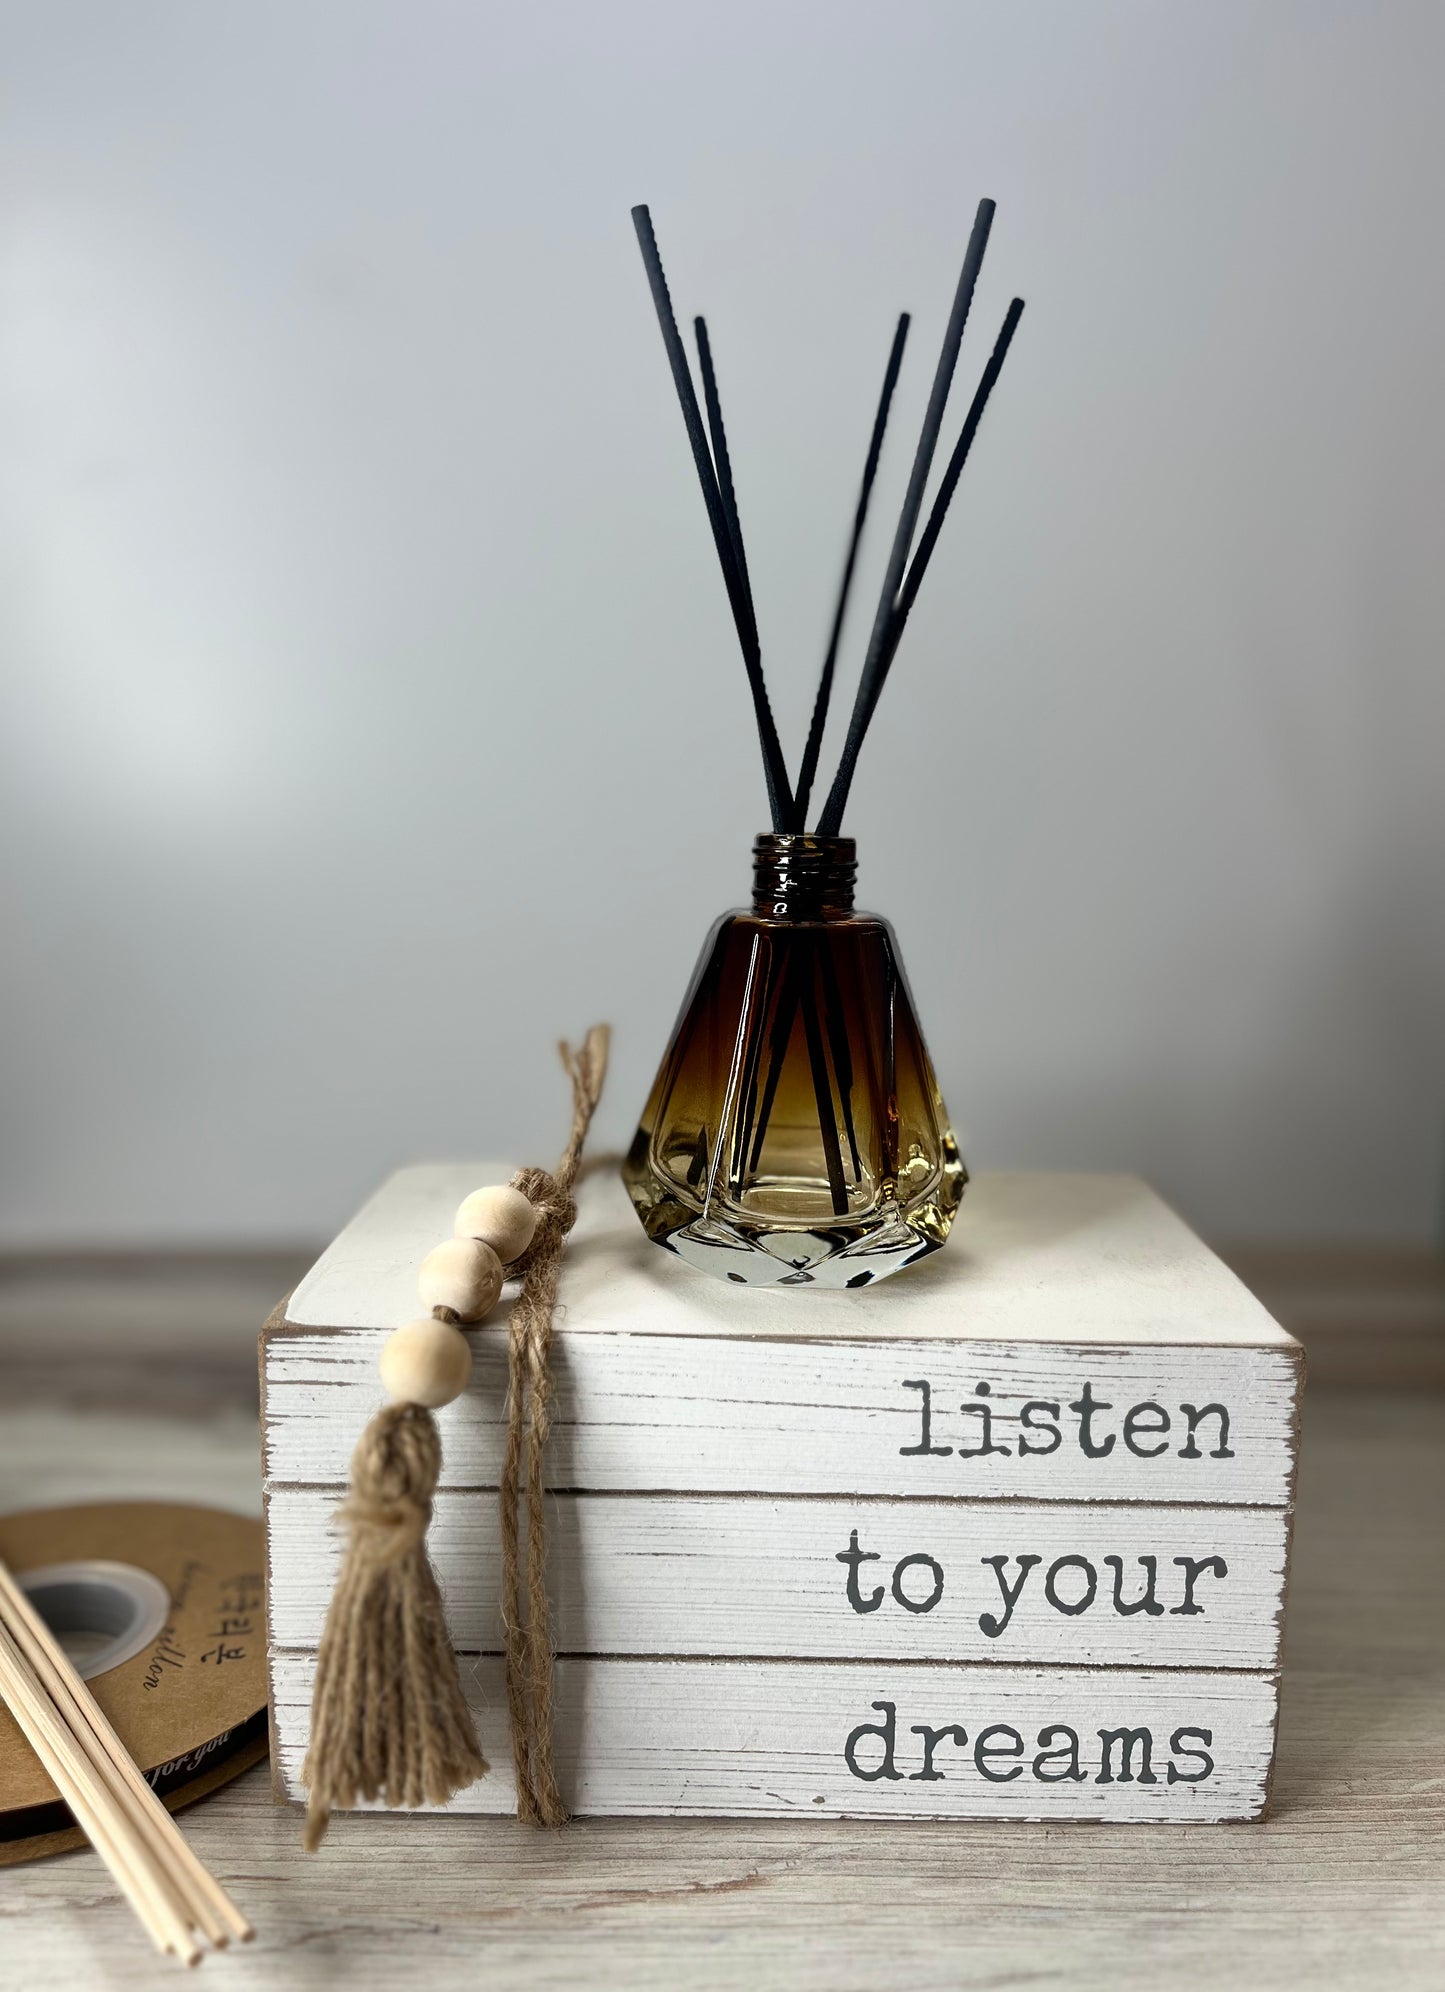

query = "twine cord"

[{"left": 499, "top": 1024, "right": 610, "bottom": 1826}]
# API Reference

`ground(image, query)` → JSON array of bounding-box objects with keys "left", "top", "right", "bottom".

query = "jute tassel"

[
  {"left": 500, "top": 1023, "right": 610, "bottom": 1825},
  {"left": 302, "top": 1401, "right": 488, "bottom": 1850},
  {"left": 302, "top": 1022, "right": 610, "bottom": 1847}
]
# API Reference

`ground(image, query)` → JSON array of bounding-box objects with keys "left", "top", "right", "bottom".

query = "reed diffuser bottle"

[
  {"left": 623, "top": 200, "right": 1023, "bottom": 1288},
  {"left": 625, "top": 835, "right": 964, "bottom": 1285}
]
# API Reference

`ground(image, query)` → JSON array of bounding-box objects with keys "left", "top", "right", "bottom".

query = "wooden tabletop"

[{"left": 1, "top": 1250, "right": 1442, "bottom": 1989}]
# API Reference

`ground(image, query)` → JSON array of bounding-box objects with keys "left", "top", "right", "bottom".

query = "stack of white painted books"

[{"left": 263, "top": 1167, "right": 1301, "bottom": 1822}]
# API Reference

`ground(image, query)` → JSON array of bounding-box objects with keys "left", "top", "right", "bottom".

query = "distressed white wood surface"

[
  {"left": 264, "top": 1328, "right": 1299, "bottom": 1501},
  {"left": 287, "top": 1164, "right": 1296, "bottom": 1346},
  {"left": 266, "top": 1166, "right": 1298, "bottom": 1827},
  {"left": 267, "top": 1490, "right": 1288, "bottom": 1667},
  {"left": 269, "top": 1652, "right": 1277, "bottom": 1821}
]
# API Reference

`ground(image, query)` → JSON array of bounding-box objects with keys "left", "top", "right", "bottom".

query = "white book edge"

[
  {"left": 263, "top": 1330, "right": 1300, "bottom": 1503},
  {"left": 269, "top": 1653, "right": 1279, "bottom": 1823},
  {"left": 265, "top": 1488, "right": 1289, "bottom": 1669}
]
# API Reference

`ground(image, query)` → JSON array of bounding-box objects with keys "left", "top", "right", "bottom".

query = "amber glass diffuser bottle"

[
  {"left": 624, "top": 835, "right": 965, "bottom": 1286},
  {"left": 627, "top": 200, "right": 1022, "bottom": 1288}
]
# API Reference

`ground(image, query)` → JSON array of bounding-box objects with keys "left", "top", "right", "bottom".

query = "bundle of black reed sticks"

[{"left": 631, "top": 200, "right": 1023, "bottom": 835}]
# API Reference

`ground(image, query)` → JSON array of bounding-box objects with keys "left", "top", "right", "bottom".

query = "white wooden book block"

[{"left": 262, "top": 1167, "right": 1302, "bottom": 1824}]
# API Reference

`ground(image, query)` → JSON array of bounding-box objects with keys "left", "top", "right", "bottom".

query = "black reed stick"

[
  {"left": 816, "top": 939, "right": 863, "bottom": 1179},
  {"left": 801, "top": 937, "right": 849, "bottom": 1217},
  {"left": 728, "top": 941, "right": 776, "bottom": 1197},
  {"left": 896, "top": 299, "right": 1024, "bottom": 623},
  {"left": 747, "top": 946, "right": 802, "bottom": 1175},
  {"left": 815, "top": 199, "right": 995, "bottom": 836},
  {"left": 631, "top": 206, "right": 794, "bottom": 830},
  {"left": 856, "top": 297, "right": 1026, "bottom": 741},
  {"left": 694, "top": 317, "right": 758, "bottom": 657},
  {"left": 791, "top": 312, "right": 910, "bottom": 831}
]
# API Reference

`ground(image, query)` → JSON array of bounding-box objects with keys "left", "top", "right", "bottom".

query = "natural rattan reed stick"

[
  {"left": 0, "top": 1619, "right": 194, "bottom": 1960},
  {"left": 0, "top": 1559, "right": 251, "bottom": 1949},
  {"left": 0, "top": 1559, "right": 251, "bottom": 1963}
]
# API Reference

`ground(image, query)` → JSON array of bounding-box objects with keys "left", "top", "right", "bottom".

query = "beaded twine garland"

[{"left": 302, "top": 1025, "right": 610, "bottom": 1848}]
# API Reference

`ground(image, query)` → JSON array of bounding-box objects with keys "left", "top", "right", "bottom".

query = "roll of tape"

[{"left": 0, "top": 1502, "right": 269, "bottom": 1865}]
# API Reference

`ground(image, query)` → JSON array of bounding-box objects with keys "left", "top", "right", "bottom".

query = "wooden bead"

[
  {"left": 454, "top": 1184, "right": 538, "bottom": 1264},
  {"left": 378, "top": 1317, "right": 471, "bottom": 1409},
  {"left": 417, "top": 1236, "right": 503, "bottom": 1322}
]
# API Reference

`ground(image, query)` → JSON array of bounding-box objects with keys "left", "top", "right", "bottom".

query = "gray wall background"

[{"left": 4, "top": 0, "right": 1443, "bottom": 1248}]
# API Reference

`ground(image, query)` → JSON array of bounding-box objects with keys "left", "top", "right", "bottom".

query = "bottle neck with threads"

[{"left": 751, "top": 834, "right": 857, "bottom": 922}]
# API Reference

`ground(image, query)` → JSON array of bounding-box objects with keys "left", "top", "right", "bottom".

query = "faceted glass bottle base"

[{"left": 624, "top": 1130, "right": 967, "bottom": 1288}]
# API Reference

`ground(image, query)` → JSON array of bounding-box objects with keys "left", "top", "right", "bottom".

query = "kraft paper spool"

[{"left": 0, "top": 1502, "right": 268, "bottom": 1865}]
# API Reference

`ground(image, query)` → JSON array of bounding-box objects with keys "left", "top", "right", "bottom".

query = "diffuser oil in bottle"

[{"left": 623, "top": 836, "right": 966, "bottom": 1287}]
